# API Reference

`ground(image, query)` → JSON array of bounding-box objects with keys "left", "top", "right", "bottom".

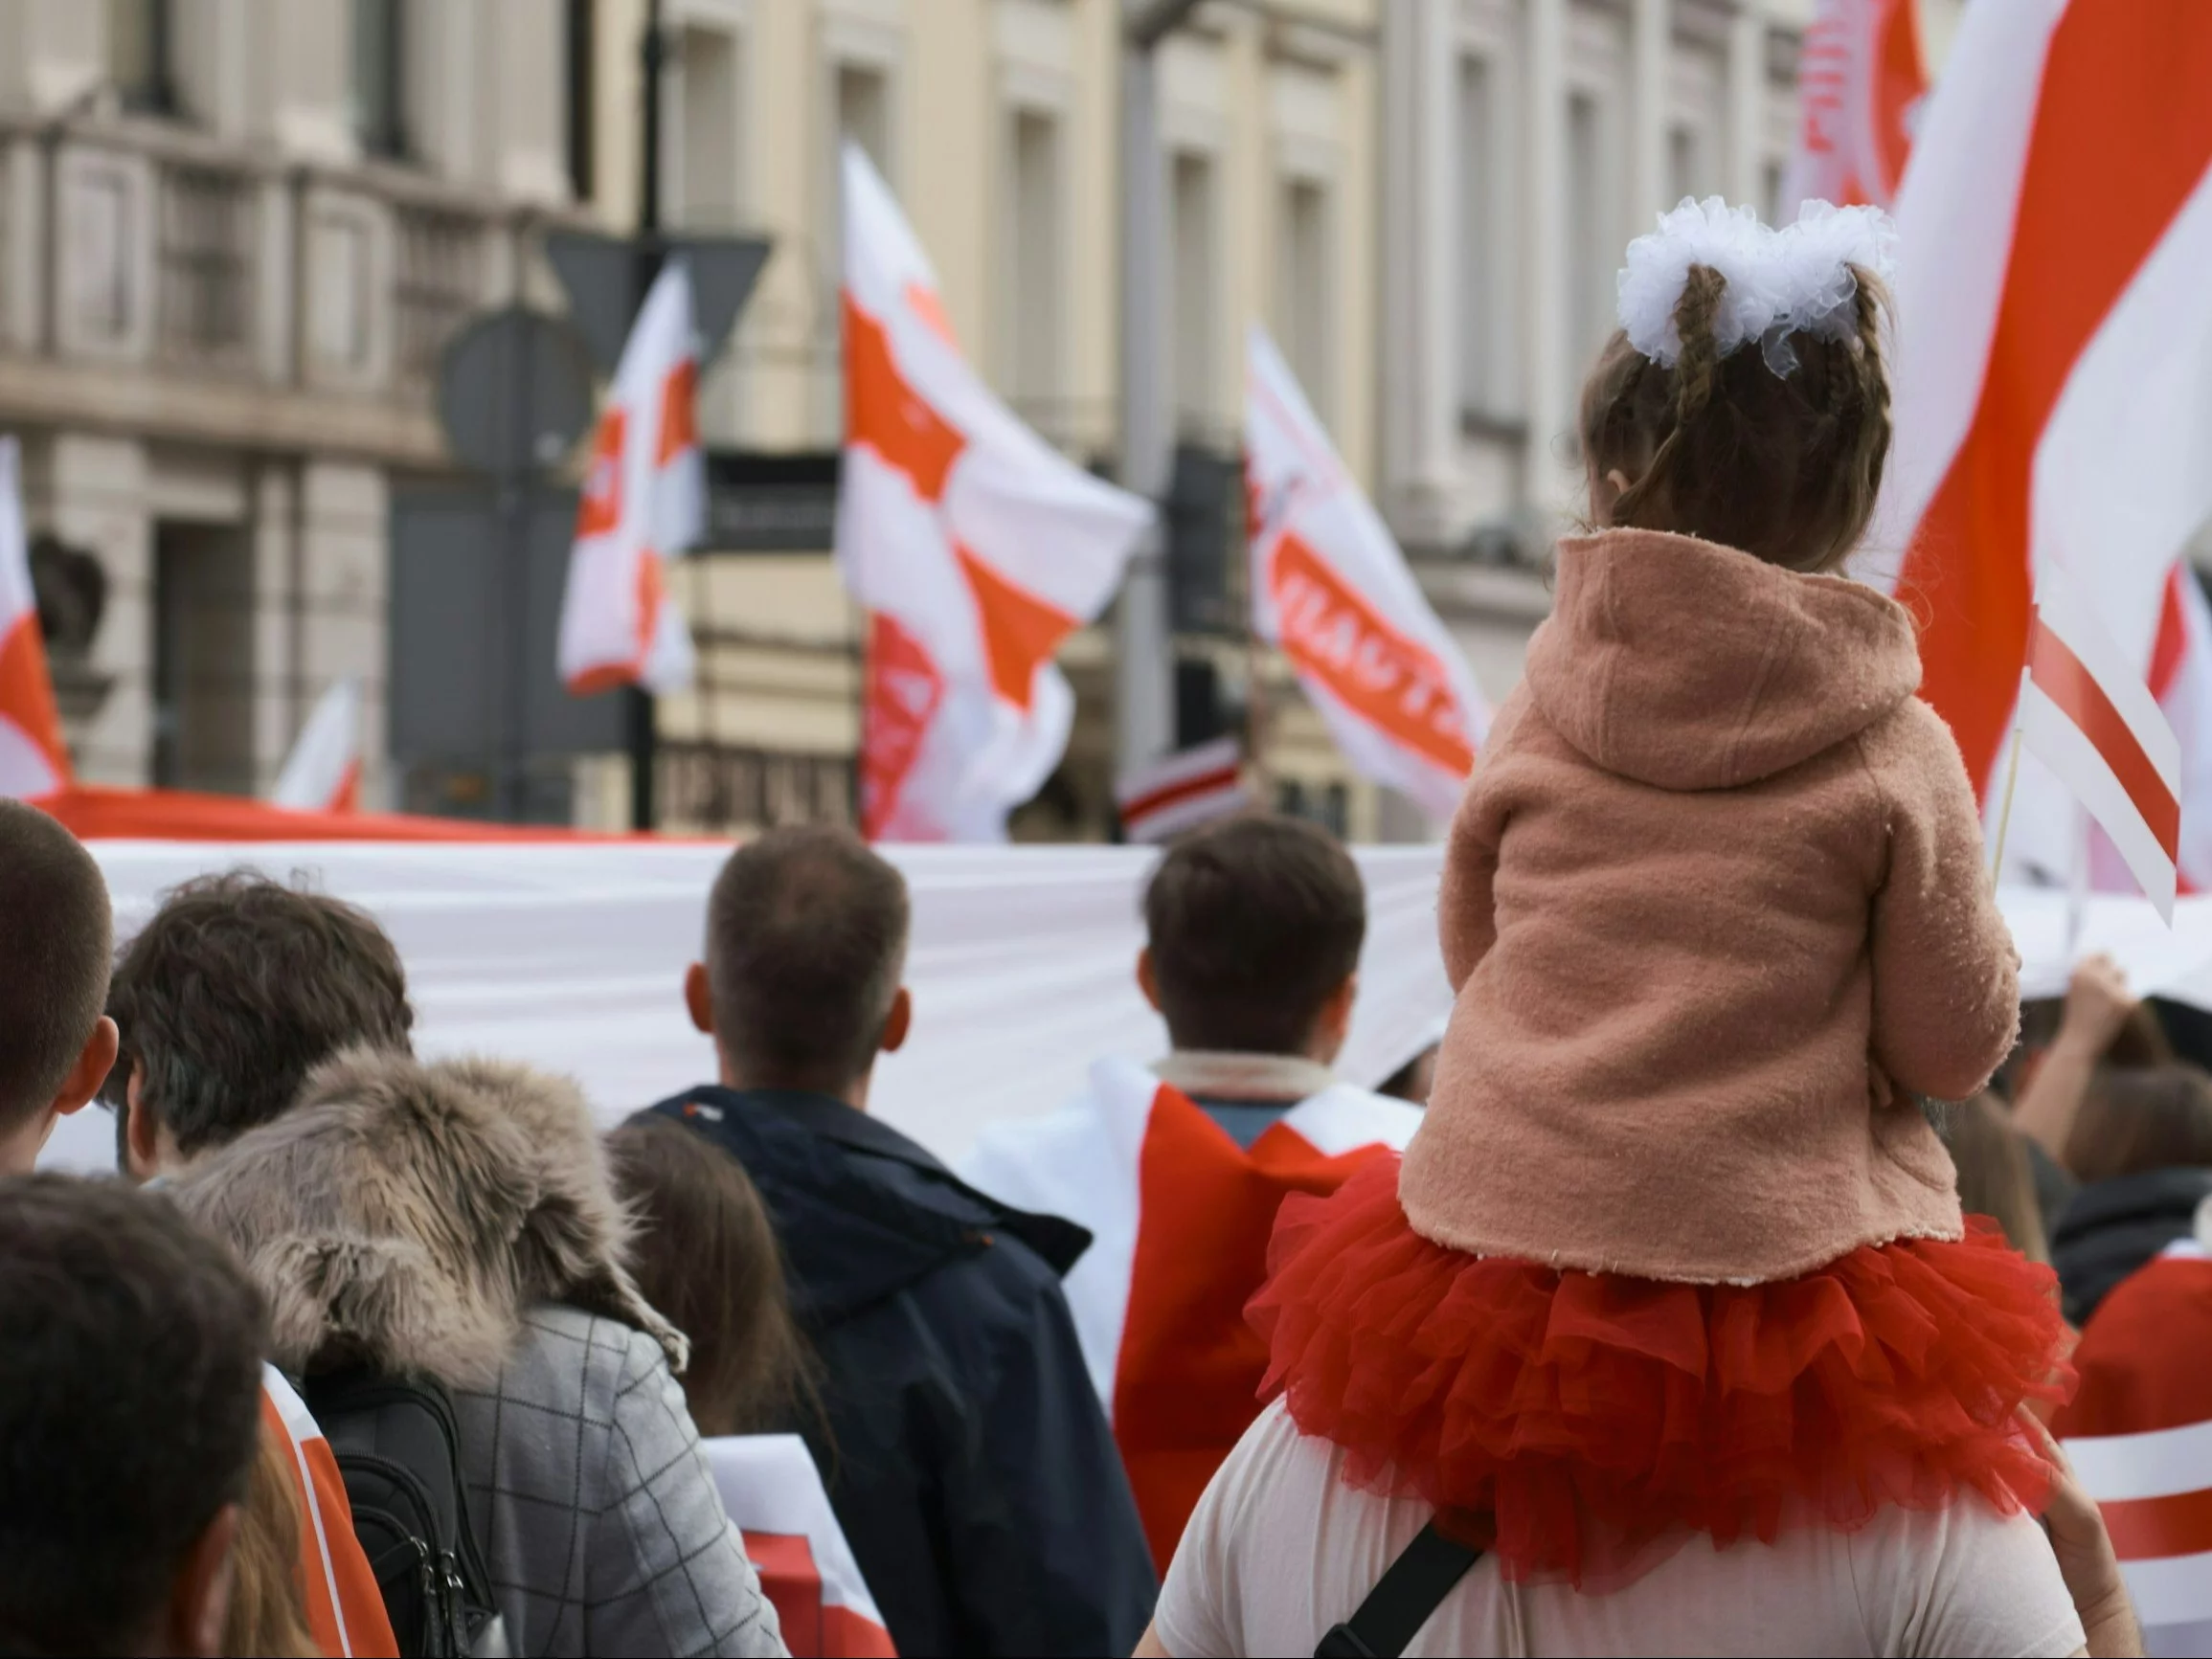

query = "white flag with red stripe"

[
  {"left": 1780, "top": 0, "right": 1927, "bottom": 215},
  {"left": 558, "top": 260, "right": 703, "bottom": 696},
  {"left": 959, "top": 1056, "right": 1420, "bottom": 1563},
  {"left": 2017, "top": 568, "right": 2181, "bottom": 919},
  {"left": 272, "top": 677, "right": 363, "bottom": 813},
  {"left": 0, "top": 437, "right": 68, "bottom": 800},
  {"left": 2060, "top": 1240, "right": 2212, "bottom": 1656},
  {"left": 1115, "top": 737, "right": 1249, "bottom": 844},
  {"left": 1245, "top": 327, "right": 1487, "bottom": 820},
  {"left": 1870, "top": 3, "right": 2212, "bottom": 901},
  {"left": 703, "top": 1434, "right": 895, "bottom": 1658},
  {"left": 839, "top": 146, "right": 1149, "bottom": 842}
]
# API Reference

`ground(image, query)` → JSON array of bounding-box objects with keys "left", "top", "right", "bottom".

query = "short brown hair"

[
  {"left": 607, "top": 1114, "right": 813, "bottom": 1438},
  {"left": 1144, "top": 814, "right": 1366, "bottom": 1054},
  {"left": 104, "top": 872, "right": 414, "bottom": 1155},
  {"left": 0, "top": 1175, "right": 266, "bottom": 1655},
  {"left": 1578, "top": 261, "right": 1893, "bottom": 573},
  {"left": 706, "top": 827, "right": 910, "bottom": 1092},
  {"left": 2065, "top": 1064, "right": 2212, "bottom": 1186},
  {"left": 1943, "top": 1092, "right": 2049, "bottom": 1265},
  {"left": 0, "top": 801, "right": 113, "bottom": 1131}
]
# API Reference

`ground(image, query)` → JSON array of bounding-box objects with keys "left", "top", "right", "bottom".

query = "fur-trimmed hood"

[{"left": 173, "top": 1047, "right": 685, "bottom": 1389}]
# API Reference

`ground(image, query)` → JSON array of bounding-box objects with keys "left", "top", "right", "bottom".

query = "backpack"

[{"left": 302, "top": 1368, "right": 509, "bottom": 1659}]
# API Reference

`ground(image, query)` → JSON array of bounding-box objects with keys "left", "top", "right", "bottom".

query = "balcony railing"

[{"left": 0, "top": 113, "right": 577, "bottom": 446}]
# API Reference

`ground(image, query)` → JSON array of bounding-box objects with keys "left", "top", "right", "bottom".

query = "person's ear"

[
  {"left": 684, "top": 963, "right": 714, "bottom": 1037},
  {"left": 1137, "top": 948, "right": 1162, "bottom": 1015},
  {"left": 124, "top": 1062, "right": 164, "bottom": 1182},
  {"left": 52, "top": 1017, "right": 118, "bottom": 1120},
  {"left": 1312, "top": 975, "right": 1358, "bottom": 1065},
  {"left": 880, "top": 987, "right": 913, "bottom": 1056},
  {"left": 166, "top": 1499, "right": 240, "bottom": 1658}
]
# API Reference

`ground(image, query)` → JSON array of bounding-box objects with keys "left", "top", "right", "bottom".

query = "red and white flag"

[
  {"left": 0, "top": 437, "right": 68, "bottom": 800},
  {"left": 959, "top": 1056, "right": 1420, "bottom": 1564},
  {"left": 1245, "top": 327, "right": 1487, "bottom": 820},
  {"left": 272, "top": 677, "right": 363, "bottom": 814},
  {"left": 559, "top": 260, "right": 703, "bottom": 696},
  {"left": 703, "top": 1433, "right": 896, "bottom": 1659},
  {"left": 2017, "top": 568, "right": 2181, "bottom": 918},
  {"left": 1779, "top": 0, "right": 1927, "bottom": 214},
  {"left": 261, "top": 1367, "right": 399, "bottom": 1659},
  {"left": 2059, "top": 1239, "right": 2212, "bottom": 1656},
  {"left": 1115, "top": 737, "right": 1248, "bottom": 844},
  {"left": 1871, "top": 3, "right": 2212, "bottom": 899},
  {"left": 839, "top": 146, "right": 1149, "bottom": 842}
]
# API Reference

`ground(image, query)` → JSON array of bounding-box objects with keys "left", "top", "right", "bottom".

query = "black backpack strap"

[{"left": 1314, "top": 1521, "right": 1482, "bottom": 1659}]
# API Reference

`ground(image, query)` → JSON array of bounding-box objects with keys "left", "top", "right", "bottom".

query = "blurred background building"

[{"left": 0, "top": 0, "right": 1965, "bottom": 841}]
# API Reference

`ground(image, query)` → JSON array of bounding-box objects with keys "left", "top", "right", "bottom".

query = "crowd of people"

[{"left": 8, "top": 193, "right": 2212, "bottom": 1659}]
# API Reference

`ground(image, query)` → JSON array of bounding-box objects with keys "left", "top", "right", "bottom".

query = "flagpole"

[
  {"left": 1988, "top": 694, "right": 2027, "bottom": 880},
  {"left": 2066, "top": 800, "right": 2092, "bottom": 963}
]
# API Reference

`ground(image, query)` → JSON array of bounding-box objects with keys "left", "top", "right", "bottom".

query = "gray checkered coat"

[
  {"left": 172, "top": 1050, "right": 787, "bottom": 1659},
  {"left": 455, "top": 1305, "right": 782, "bottom": 1658}
]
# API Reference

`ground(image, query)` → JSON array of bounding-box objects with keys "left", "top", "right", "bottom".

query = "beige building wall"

[
  {"left": 0, "top": 0, "right": 574, "bottom": 807},
  {"left": 586, "top": 0, "right": 1388, "bottom": 839}
]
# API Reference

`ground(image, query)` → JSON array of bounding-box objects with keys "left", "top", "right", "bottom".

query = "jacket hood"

[
  {"left": 1525, "top": 529, "right": 1921, "bottom": 791},
  {"left": 654, "top": 1089, "right": 1091, "bottom": 1329},
  {"left": 173, "top": 1048, "right": 685, "bottom": 1389}
]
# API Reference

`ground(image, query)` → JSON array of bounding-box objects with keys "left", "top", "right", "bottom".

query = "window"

[
  {"left": 109, "top": 0, "right": 176, "bottom": 115},
  {"left": 677, "top": 24, "right": 742, "bottom": 223},
  {"left": 1566, "top": 90, "right": 1613, "bottom": 378},
  {"left": 1004, "top": 109, "right": 1063, "bottom": 422},
  {"left": 1170, "top": 152, "right": 1218, "bottom": 433},
  {"left": 566, "top": 0, "right": 595, "bottom": 201},
  {"left": 152, "top": 524, "right": 257, "bottom": 794},
  {"left": 1456, "top": 55, "right": 1495, "bottom": 416},
  {"left": 1277, "top": 179, "right": 1333, "bottom": 424},
  {"left": 838, "top": 64, "right": 891, "bottom": 177},
  {"left": 350, "top": 0, "right": 408, "bottom": 160}
]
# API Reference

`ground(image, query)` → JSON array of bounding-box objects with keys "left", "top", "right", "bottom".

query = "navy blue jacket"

[{"left": 647, "top": 1087, "right": 1157, "bottom": 1659}]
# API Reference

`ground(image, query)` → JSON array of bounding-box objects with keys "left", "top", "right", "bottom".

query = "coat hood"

[
  {"left": 653, "top": 1088, "right": 1091, "bottom": 1330},
  {"left": 173, "top": 1048, "right": 685, "bottom": 1389},
  {"left": 1525, "top": 528, "right": 1921, "bottom": 791}
]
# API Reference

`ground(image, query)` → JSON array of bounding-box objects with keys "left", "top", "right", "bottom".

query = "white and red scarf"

[
  {"left": 960, "top": 1056, "right": 1421, "bottom": 1563},
  {"left": 703, "top": 1434, "right": 895, "bottom": 1658}
]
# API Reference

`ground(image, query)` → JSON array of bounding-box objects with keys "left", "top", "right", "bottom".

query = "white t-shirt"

[{"left": 1155, "top": 1401, "right": 2087, "bottom": 1659}]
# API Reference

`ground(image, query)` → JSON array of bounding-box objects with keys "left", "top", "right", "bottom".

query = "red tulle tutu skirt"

[{"left": 1251, "top": 1158, "right": 2072, "bottom": 1588}]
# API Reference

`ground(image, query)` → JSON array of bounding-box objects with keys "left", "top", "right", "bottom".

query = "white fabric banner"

[
  {"left": 838, "top": 146, "right": 1149, "bottom": 841},
  {"left": 51, "top": 842, "right": 1455, "bottom": 1175},
  {"left": 51, "top": 841, "right": 2212, "bottom": 1179},
  {"left": 557, "top": 260, "right": 703, "bottom": 696},
  {"left": 0, "top": 436, "right": 67, "bottom": 800},
  {"left": 1244, "top": 326, "right": 1489, "bottom": 820}
]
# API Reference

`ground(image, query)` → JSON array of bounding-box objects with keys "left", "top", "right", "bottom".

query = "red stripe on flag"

[
  {"left": 2100, "top": 1486, "right": 2212, "bottom": 1562},
  {"left": 1120, "top": 766, "right": 1242, "bottom": 827},
  {"left": 2150, "top": 565, "right": 2191, "bottom": 701},
  {"left": 2028, "top": 614, "right": 2180, "bottom": 857},
  {"left": 1898, "top": 9, "right": 2212, "bottom": 794}
]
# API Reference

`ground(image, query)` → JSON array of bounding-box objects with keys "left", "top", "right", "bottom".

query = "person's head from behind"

[
  {"left": 606, "top": 1113, "right": 812, "bottom": 1438},
  {"left": 1140, "top": 814, "right": 1366, "bottom": 1063},
  {"left": 1943, "top": 1092, "right": 2050, "bottom": 1264},
  {"left": 0, "top": 801, "right": 119, "bottom": 1175},
  {"left": 1580, "top": 203, "right": 1894, "bottom": 575},
  {"left": 2065, "top": 1064, "right": 2212, "bottom": 1186},
  {"left": 685, "top": 826, "right": 913, "bottom": 1104},
  {"left": 0, "top": 1175, "right": 265, "bottom": 1657},
  {"left": 104, "top": 872, "right": 413, "bottom": 1178}
]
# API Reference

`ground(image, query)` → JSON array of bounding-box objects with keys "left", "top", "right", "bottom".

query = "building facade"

[
  {"left": 1381, "top": 0, "right": 1967, "bottom": 717},
  {"left": 580, "top": 0, "right": 1391, "bottom": 839},
  {"left": 0, "top": 0, "right": 574, "bottom": 808}
]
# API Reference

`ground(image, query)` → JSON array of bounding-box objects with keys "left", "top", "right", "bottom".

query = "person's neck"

[
  {"left": 0, "top": 1109, "right": 55, "bottom": 1177},
  {"left": 1154, "top": 1048, "right": 1336, "bottom": 1104},
  {"left": 717, "top": 1062, "right": 871, "bottom": 1113}
]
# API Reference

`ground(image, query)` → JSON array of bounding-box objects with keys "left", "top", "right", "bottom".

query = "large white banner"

[
  {"left": 837, "top": 146, "right": 1149, "bottom": 841},
  {"left": 1245, "top": 326, "right": 1488, "bottom": 819}
]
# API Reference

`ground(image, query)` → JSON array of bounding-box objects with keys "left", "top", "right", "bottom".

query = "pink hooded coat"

[{"left": 1401, "top": 528, "right": 2020, "bottom": 1284}]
